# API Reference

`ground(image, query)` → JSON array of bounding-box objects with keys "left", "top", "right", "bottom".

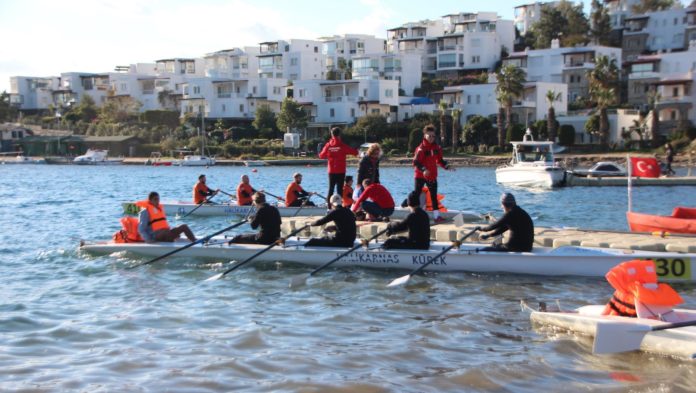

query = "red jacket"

[
  {"left": 352, "top": 184, "right": 395, "bottom": 211},
  {"left": 319, "top": 136, "right": 358, "bottom": 174},
  {"left": 413, "top": 139, "right": 448, "bottom": 181}
]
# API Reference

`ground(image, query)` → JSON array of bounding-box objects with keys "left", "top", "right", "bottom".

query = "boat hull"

[
  {"left": 121, "top": 201, "right": 482, "bottom": 221},
  {"left": 495, "top": 166, "right": 566, "bottom": 188},
  {"left": 80, "top": 240, "right": 696, "bottom": 282},
  {"left": 627, "top": 210, "right": 696, "bottom": 235},
  {"left": 530, "top": 305, "right": 696, "bottom": 360}
]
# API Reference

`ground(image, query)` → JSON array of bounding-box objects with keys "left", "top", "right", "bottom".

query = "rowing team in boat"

[{"left": 193, "top": 125, "right": 457, "bottom": 222}]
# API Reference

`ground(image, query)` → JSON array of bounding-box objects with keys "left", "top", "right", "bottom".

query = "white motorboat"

[
  {"left": 244, "top": 160, "right": 267, "bottom": 167},
  {"left": 73, "top": 149, "right": 124, "bottom": 165},
  {"left": 173, "top": 155, "right": 216, "bottom": 166},
  {"left": 3, "top": 155, "right": 46, "bottom": 164},
  {"left": 121, "top": 201, "right": 483, "bottom": 221},
  {"left": 80, "top": 239, "right": 695, "bottom": 282},
  {"left": 529, "top": 304, "right": 696, "bottom": 360},
  {"left": 495, "top": 132, "right": 565, "bottom": 188}
]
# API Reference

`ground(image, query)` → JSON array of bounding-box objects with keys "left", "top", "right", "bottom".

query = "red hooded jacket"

[
  {"left": 319, "top": 136, "right": 358, "bottom": 174},
  {"left": 413, "top": 139, "right": 448, "bottom": 181},
  {"left": 352, "top": 184, "right": 395, "bottom": 211}
]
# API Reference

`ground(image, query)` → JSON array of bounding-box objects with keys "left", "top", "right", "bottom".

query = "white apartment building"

[
  {"left": 351, "top": 53, "right": 422, "bottom": 95},
  {"left": 388, "top": 12, "right": 513, "bottom": 76},
  {"left": 292, "top": 79, "right": 399, "bottom": 126},
  {"left": 257, "top": 39, "right": 324, "bottom": 81},
  {"left": 431, "top": 80, "right": 567, "bottom": 127},
  {"left": 320, "top": 34, "right": 386, "bottom": 79},
  {"left": 605, "top": 0, "right": 642, "bottom": 30},
  {"left": 503, "top": 41, "right": 622, "bottom": 103},
  {"left": 626, "top": 41, "right": 696, "bottom": 137},
  {"left": 204, "top": 47, "right": 260, "bottom": 80},
  {"left": 622, "top": 6, "right": 695, "bottom": 61},
  {"left": 10, "top": 76, "right": 58, "bottom": 112},
  {"left": 513, "top": 1, "right": 560, "bottom": 36}
]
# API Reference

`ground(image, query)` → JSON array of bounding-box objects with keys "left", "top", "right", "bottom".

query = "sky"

[{"left": 0, "top": 0, "right": 602, "bottom": 92}]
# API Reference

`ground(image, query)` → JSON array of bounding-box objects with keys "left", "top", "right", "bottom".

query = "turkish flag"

[{"left": 630, "top": 157, "right": 661, "bottom": 178}]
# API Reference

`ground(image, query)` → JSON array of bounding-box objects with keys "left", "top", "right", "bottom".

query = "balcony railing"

[
  {"left": 629, "top": 71, "right": 659, "bottom": 79},
  {"left": 217, "top": 93, "right": 232, "bottom": 98},
  {"left": 142, "top": 90, "right": 154, "bottom": 95},
  {"left": 384, "top": 67, "right": 402, "bottom": 72},
  {"left": 439, "top": 62, "right": 457, "bottom": 68},
  {"left": 438, "top": 45, "right": 463, "bottom": 51},
  {"left": 325, "top": 96, "right": 361, "bottom": 103}
]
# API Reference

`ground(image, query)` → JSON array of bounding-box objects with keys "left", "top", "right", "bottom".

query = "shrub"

[
  {"left": 559, "top": 124, "right": 576, "bottom": 146},
  {"left": 408, "top": 128, "right": 423, "bottom": 152}
]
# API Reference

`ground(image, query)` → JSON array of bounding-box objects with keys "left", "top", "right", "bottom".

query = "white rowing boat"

[
  {"left": 121, "top": 201, "right": 483, "bottom": 221},
  {"left": 80, "top": 239, "right": 695, "bottom": 282},
  {"left": 529, "top": 304, "right": 696, "bottom": 360}
]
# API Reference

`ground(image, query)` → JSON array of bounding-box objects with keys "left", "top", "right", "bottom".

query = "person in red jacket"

[
  {"left": 352, "top": 179, "right": 395, "bottom": 221},
  {"left": 319, "top": 127, "right": 358, "bottom": 201},
  {"left": 413, "top": 125, "right": 454, "bottom": 222}
]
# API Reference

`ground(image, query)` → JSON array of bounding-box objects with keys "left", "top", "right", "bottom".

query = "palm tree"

[
  {"left": 545, "top": 90, "right": 562, "bottom": 142},
  {"left": 587, "top": 55, "right": 619, "bottom": 146},
  {"left": 647, "top": 89, "right": 661, "bottom": 148},
  {"left": 438, "top": 99, "right": 449, "bottom": 147},
  {"left": 495, "top": 64, "right": 527, "bottom": 146},
  {"left": 451, "top": 108, "right": 461, "bottom": 154}
]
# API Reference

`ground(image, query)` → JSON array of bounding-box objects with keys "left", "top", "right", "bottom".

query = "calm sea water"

[{"left": 1, "top": 164, "right": 695, "bottom": 392}]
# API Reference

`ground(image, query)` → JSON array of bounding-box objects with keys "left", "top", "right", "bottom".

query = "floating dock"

[{"left": 567, "top": 175, "right": 696, "bottom": 187}]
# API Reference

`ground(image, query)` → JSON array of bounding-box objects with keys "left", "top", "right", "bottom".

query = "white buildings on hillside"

[
  {"left": 513, "top": 1, "right": 559, "bottom": 36},
  {"left": 204, "top": 47, "right": 260, "bottom": 80},
  {"left": 320, "top": 34, "right": 386, "bottom": 78},
  {"left": 351, "top": 53, "right": 422, "bottom": 95},
  {"left": 605, "top": 0, "right": 642, "bottom": 30},
  {"left": 388, "top": 12, "right": 514, "bottom": 76},
  {"left": 622, "top": 5, "right": 696, "bottom": 61},
  {"left": 503, "top": 41, "right": 622, "bottom": 102},
  {"left": 257, "top": 39, "right": 324, "bottom": 80}
]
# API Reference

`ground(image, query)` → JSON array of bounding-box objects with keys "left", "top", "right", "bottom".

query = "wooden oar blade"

[
  {"left": 593, "top": 321, "right": 651, "bottom": 354},
  {"left": 288, "top": 274, "right": 309, "bottom": 289},
  {"left": 387, "top": 274, "right": 411, "bottom": 287},
  {"left": 204, "top": 273, "right": 225, "bottom": 282}
]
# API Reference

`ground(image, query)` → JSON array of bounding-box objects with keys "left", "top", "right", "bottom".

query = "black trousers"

[
  {"left": 228, "top": 233, "right": 276, "bottom": 245},
  {"left": 288, "top": 198, "right": 316, "bottom": 207},
  {"left": 382, "top": 236, "right": 429, "bottom": 250},
  {"left": 304, "top": 236, "right": 352, "bottom": 248},
  {"left": 327, "top": 173, "right": 345, "bottom": 200},
  {"left": 415, "top": 178, "right": 439, "bottom": 211}
]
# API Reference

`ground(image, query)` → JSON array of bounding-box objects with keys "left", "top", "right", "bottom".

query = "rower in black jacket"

[
  {"left": 478, "top": 192, "right": 534, "bottom": 252},
  {"left": 383, "top": 191, "right": 430, "bottom": 250},
  {"left": 228, "top": 192, "right": 281, "bottom": 245},
  {"left": 304, "top": 195, "right": 357, "bottom": 247}
]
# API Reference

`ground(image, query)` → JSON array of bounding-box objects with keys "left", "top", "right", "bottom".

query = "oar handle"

[
  {"left": 129, "top": 219, "right": 249, "bottom": 269},
  {"left": 408, "top": 227, "right": 479, "bottom": 277},
  {"left": 309, "top": 227, "right": 390, "bottom": 276},
  {"left": 218, "top": 190, "right": 236, "bottom": 198},
  {"left": 651, "top": 319, "right": 696, "bottom": 332},
  {"left": 182, "top": 193, "right": 218, "bottom": 218},
  {"left": 217, "top": 224, "right": 311, "bottom": 278},
  {"left": 261, "top": 190, "right": 285, "bottom": 201}
]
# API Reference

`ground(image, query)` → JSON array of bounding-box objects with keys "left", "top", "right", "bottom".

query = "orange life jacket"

[
  {"left": 343, "top": 184, "right": 354, "bottom": 207},
  {"left": 193, "top": 182, "right": 211, "bottom": 204},
  {"left": 237, "top": 183, "right": 254, "bottom": 206},
  {"left": 602, "top": 259, "right": 683, "bottom": 317},
  {"left": 113, "top": 216, "right": 144, "bottom": 243},
  {"left": 422, "top": 187, "right": 447, "bottom": 212},
  {"left": 135, "top": 200, "right": 170, "bottom": 231},
  {"left": 285, "top": 182, "right": 304, "bottom": 207}
]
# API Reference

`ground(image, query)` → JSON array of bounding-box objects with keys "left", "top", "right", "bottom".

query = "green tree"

[
  {"left": 0, "top": 91, "right": 18, "bottom": 123},
  {"left": 462, "top": 115, "right": 493, "bottom": 146},
  {"left": 495, "top": 64, "right": 527, "bottom": 146},
  {"left": 632, "top": 0, "right": 675, "bottom": 13},
  {"left": 276, "top": 98, "right": 308, "bottom": 133},
  {"left": 346, "top": 114, "right": 389, "bottom": 142},
  {"left": 438, "top": 99, "right": 449, "bottom": 147},
  {"left": 253, "top": 104, "right": 277, "bottom": 133},
  {"left": 530, "top": 1, "right": 590, "bottom": 48},
  {"left": 451, "top": 108, "right": 462, "bottom": 153},
  {"left": 546, "top": 90, "right": 562, "bottom": 142},
  {"left": 590, "top": 0, "right": 612, "bottom": 46},
  {"left": 559, "top": 124, "right": 576, "bottom": 146},
  {"left": 584, "top": 113, "right": 600, "bottom": 142},
  {"left": 99, "top": 95, "right": 142, "bottom": 123},
  {"left": 587, "top": 55, "right": 619, "bottom": 146}
]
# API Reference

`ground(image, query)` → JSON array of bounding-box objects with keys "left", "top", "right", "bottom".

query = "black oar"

[
  {"left": 218, "top": 190, "right": 236, "bottom": 199},
  {"left": 292, "top": 196, "right": 314, "bottom": 217},
  {"left": 260, "top": 190, "right": 285, "bottom": 202},
  {"left": 127, "top": 219, "right": 249, "bottom": 269},
  {"left": 205, "top": 224, "right": 311, "bottom": 281},
  {"left": 181, "top": 193, "right": 218, "bottom": 218},
  {"left": 289, "top": 227, "right": 390, "bottom": 288},
  {"left": 387, "top": 227, "right": 479, "bottom": 287}
]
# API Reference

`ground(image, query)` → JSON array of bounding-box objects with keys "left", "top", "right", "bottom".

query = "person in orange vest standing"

[
  {"left": 285, "top": 173, "right": 316, "bottom": 207},
  {"left": 236, "top": 175, "right": 257, "bottom": 206},
  {"left": 319, "top": 127, "right": 358, "bottom": 201},
  {"left": 137, "top": 192, "right": 196, "bottom": 242},
  {"left": 193, "top": 174, "right": 219, "bottom": 204},
  {"left": 413, "top": 125, "right": 454, "bottom": 223}
]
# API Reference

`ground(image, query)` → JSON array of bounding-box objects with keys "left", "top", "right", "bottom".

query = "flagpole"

[{"left": 627, "top": 154, "right": 633, "bottom": 213}]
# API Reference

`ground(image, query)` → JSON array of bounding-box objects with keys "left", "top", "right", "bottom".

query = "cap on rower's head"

[
  {"left": 253, "top": 192, "right": 266, "bottom": 204},
  {"left": 330, "top": 194, "right": 342, "bottom": 207},
  {"left": 331, "top": 127, "right": 341, "bottom": 137},
  {"left": 198, "top": 174, "right": 206, "bottom": 180},
  {"left": 293, "top": 172, "right": 302, "bottom": 179},
  {"left": 148, "top": 191, "right": 159, "bottom": 201},
  {"left": 501, "top": 192, "right": 516, "bottom": 207},
  {"left": 407, "top": 191, "right": 420, "bottom": 207}
]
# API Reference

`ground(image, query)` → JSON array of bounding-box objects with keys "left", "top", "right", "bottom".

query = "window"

[
  {"left": 385, "top": 89, "right": 393, "bottom": 97},
  {"left": 239, "top": 104, "right": 244, "bottom": 113},
  {"left": 120, "top": 83, "right": 127, "bottom": 91},
  {"left": 193, "top": 86, "right": 200, "bottom": 94},
  {"left": 471, "top": 55, "right": 480, "bottom": 64},
  {"left": 673, "top": 87, "right": 679, "bottom": 97},
  {"left": 330, "top": 108, "right": 335, "bottom": 117},
  {"left": 290, "top": 57, "right": 298, "bottom": 66},
  {"left": 363, "top": 89, "right": 368, "bottom": 97},
  {"left": 252, "top": 86, "right": 257, "bottom": 94},
  {"left": 298, "top": 89, "right": 306, "bottom": 98},
  {"left": 476, "top": 95, "right": 480, "bottom": 104},
  {"left": 467, "top": 95, "right": 471, "bottom": 104},
  {"left": 671, "top": 110, "right": 677, "bottom": 120},
  {"left": 273, "top": 86, "right": 281, "bottom": 94},
  {"left": 314, "top": 46, "right": 318, "bottom": 53},
  {"left": 371, "top": 108, "right": 380, "bottom": 114},
  {"left": 222, "top": 104, "right": 226, "bottom": 112},
  {"left": 351, "top": 108, "right": 355, "bottom": 117}
]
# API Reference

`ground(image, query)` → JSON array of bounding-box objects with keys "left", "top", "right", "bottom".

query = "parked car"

[{"left": 571, "top": 161, "right": 627, "bottom": 177}]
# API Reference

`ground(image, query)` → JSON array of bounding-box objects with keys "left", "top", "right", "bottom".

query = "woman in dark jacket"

[{"left": 356, "top": 143, "right": 381, "bottom": 194}]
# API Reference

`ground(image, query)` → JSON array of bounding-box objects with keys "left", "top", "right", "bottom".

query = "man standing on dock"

[
  {"left": 236, "top": 175, "right": 257, "bottom": 206},
  {"left": 478, "top": 193, "right": 534, "bottom": 252},
  {"left": 319, "top": 127, "right": 358, "bottom": 201},
  {"left": 193, "top": 174, "right": 219, "bottom": 204},
  {"left": 228, "top": 192, "right": 281, "bottom": 245},
  {"left": 413, "top": 125, "right": 454, "bottom": 223}
]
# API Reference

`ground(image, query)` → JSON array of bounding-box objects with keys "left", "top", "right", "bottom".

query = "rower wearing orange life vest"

[
  {"left": 236, "top": 175, "right": 257, "bottom": 206},
  {"left": 342, "top": 176, "right": 354, "bottom": 208},
  {"left": 137, "top": 192, "right": 196, "bottom": 242},
  {"left": 285, "top": 173, "right": 316, "bottom": 207},
  {"left": 193, "top": 174, "right": 219, "bottom": 204},
  {"left": 602, "top": 259, "right": 683, "bottom": 320}
]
